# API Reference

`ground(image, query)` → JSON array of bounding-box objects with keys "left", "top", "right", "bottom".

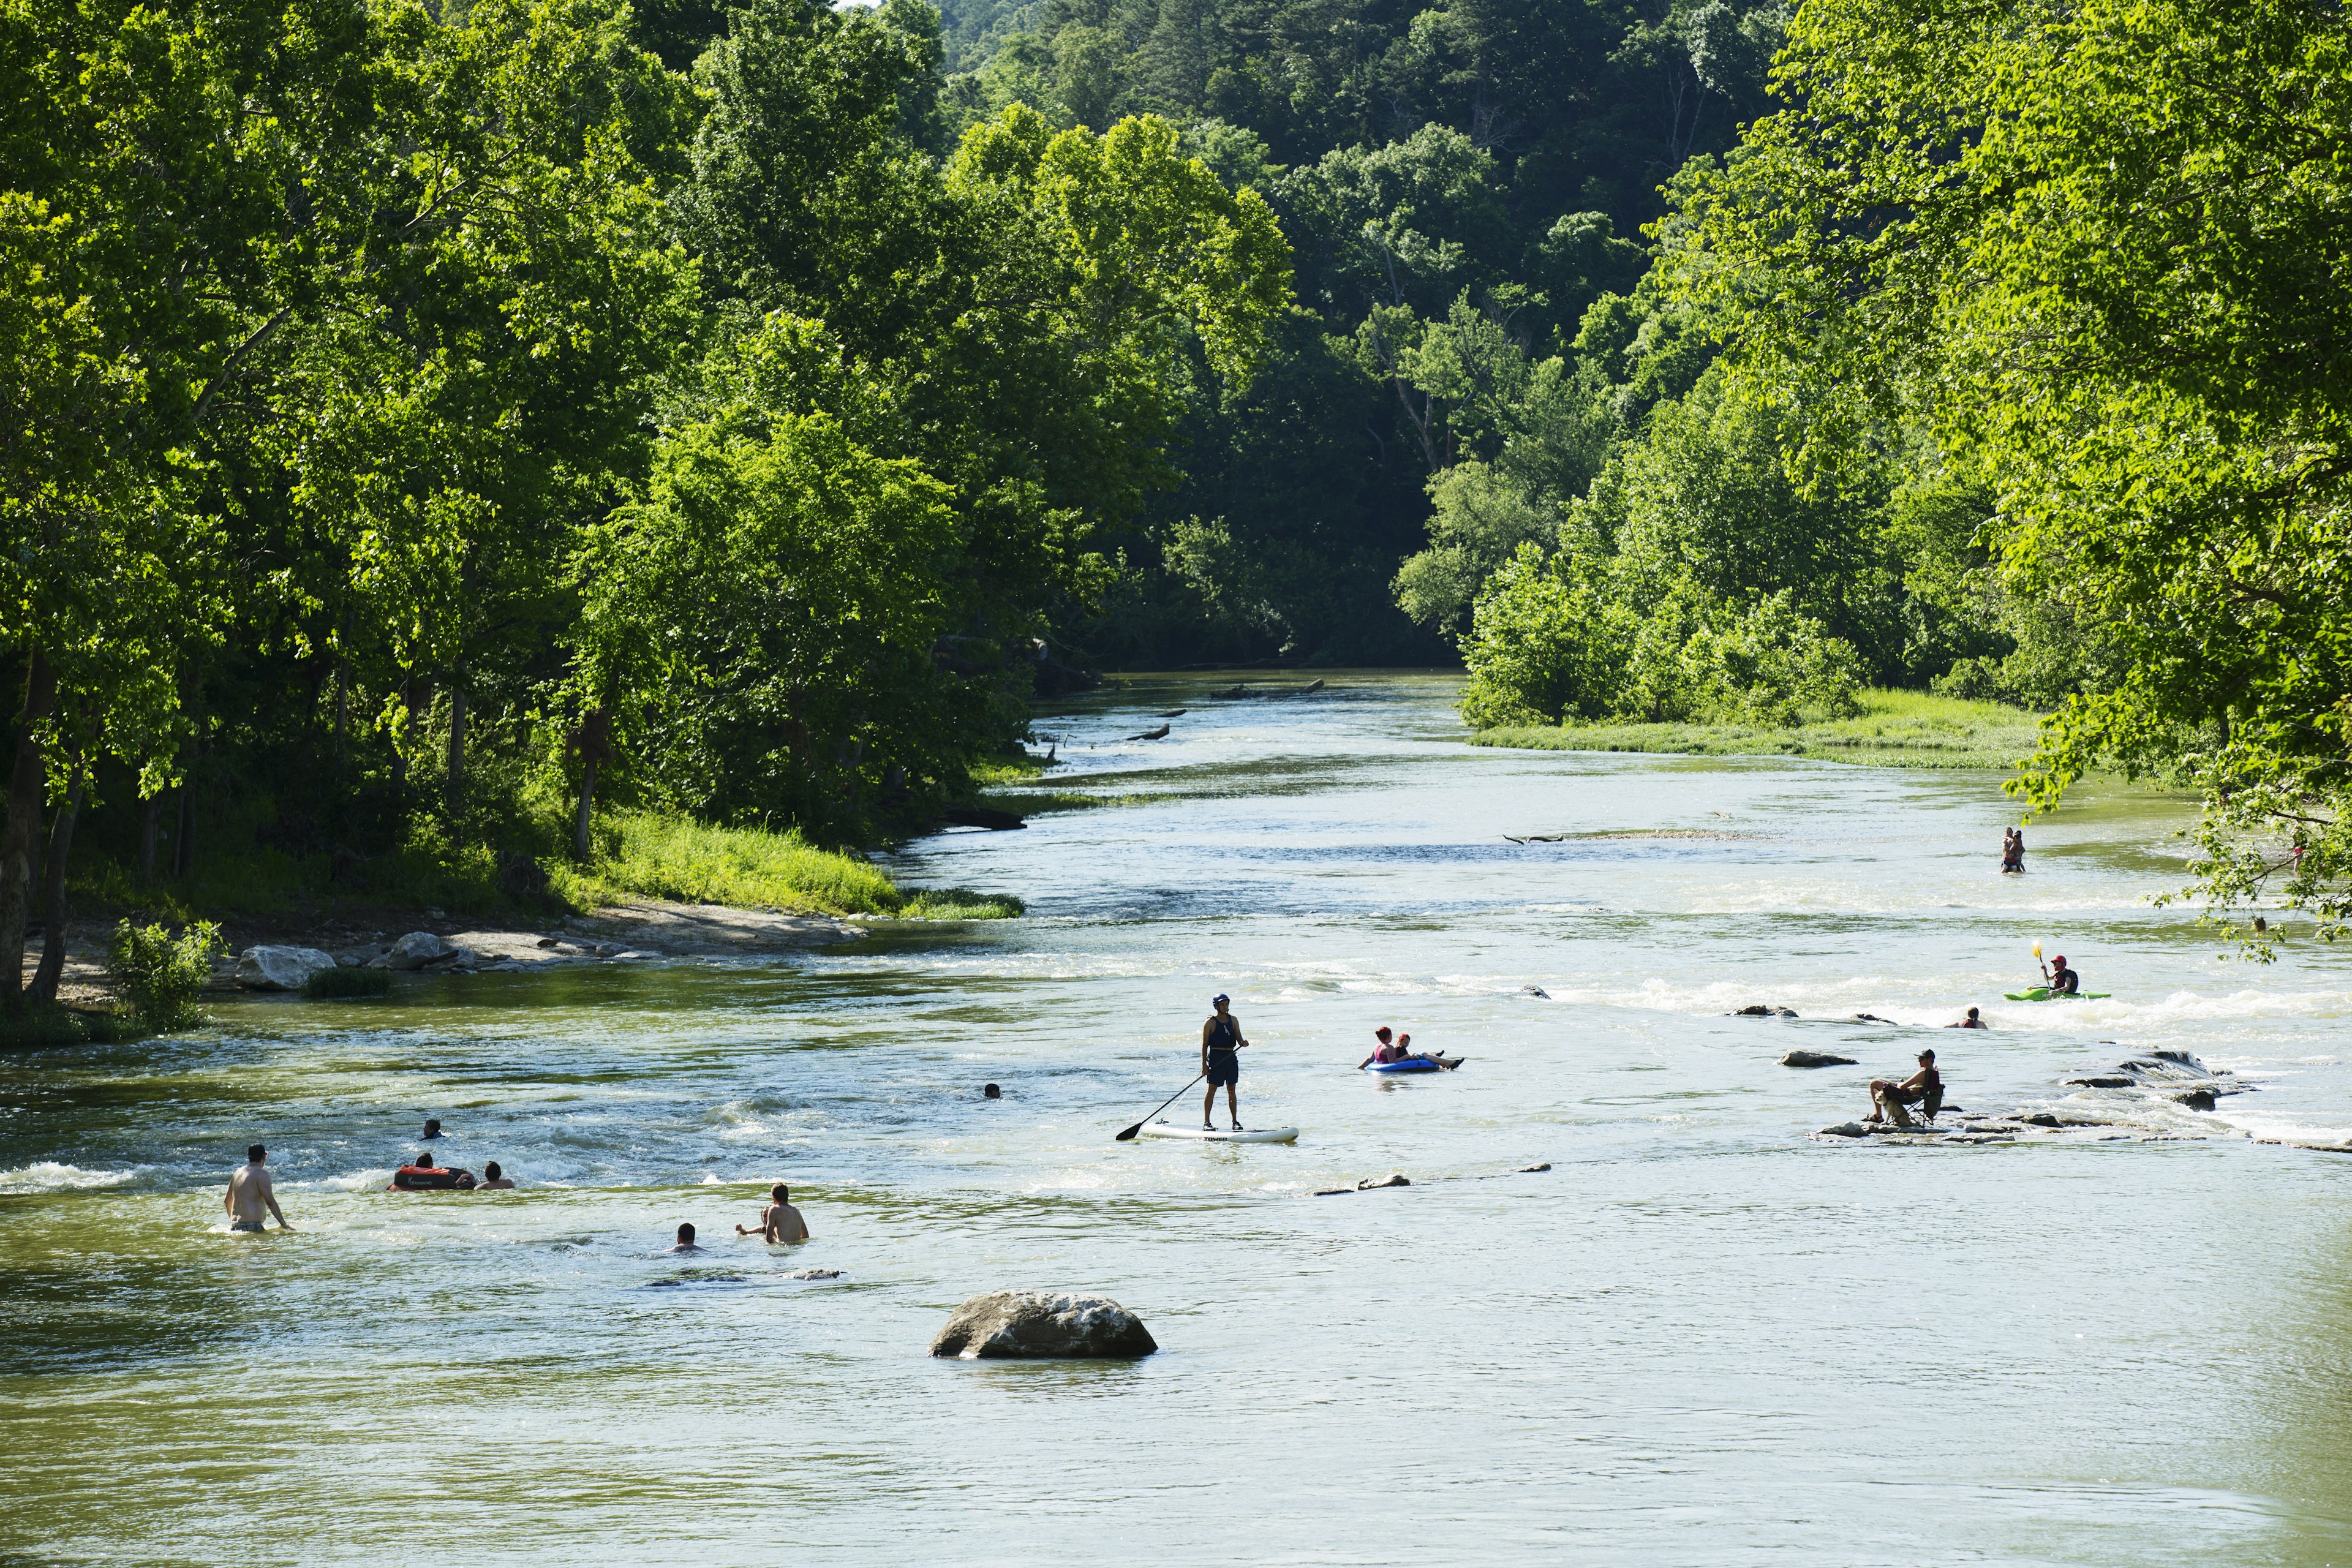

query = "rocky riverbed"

[{"left": 29, "top": 898, "right": 867, "bottom": 1006}]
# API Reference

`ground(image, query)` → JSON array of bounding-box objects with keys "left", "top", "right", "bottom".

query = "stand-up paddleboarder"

[{"left": 1202, "top": 993, "right": 1248, "bottom": 1131}]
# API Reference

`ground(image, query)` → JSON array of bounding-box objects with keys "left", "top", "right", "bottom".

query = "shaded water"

[{"left": 9, "top": 673, "right": 2352, "bottom": 1565}]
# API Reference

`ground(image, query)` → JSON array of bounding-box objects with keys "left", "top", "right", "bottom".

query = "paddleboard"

[
  {"left": 2003, "top": 988, "right": 2113, "bottom": 1001},
  {"left": 1140, "top": 1120, "right": 1300, "bottom": 1143}
]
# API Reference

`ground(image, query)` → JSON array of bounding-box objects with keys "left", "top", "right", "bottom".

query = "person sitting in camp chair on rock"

[{"left": 1866, "top": 1049, "right": 1942, "bottom": 1128}]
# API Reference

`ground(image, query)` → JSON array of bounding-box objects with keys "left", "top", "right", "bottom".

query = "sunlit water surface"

[{"left": 9, "top": 673, "right": 2352, "bottom": 1566}]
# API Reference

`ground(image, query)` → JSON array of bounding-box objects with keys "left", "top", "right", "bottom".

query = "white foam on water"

[
  {"left": 311, "top": 1167, "right": 397, "bottom": 1192},
  {"left": 0, "top": 1161, "right": 138, "bottom": 1193}
]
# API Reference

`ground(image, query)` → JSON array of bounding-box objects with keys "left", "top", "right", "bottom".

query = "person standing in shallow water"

[
  {"left": 225, "top": 1145, "right": 291, "bottom": 1232},
  {"left": 1202, "top": 993, "right": 1248, "bottom": 1131}
]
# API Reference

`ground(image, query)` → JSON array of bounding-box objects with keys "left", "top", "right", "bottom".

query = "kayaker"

[
  {"left": 2043, "top": 954, "right": 2081, "bottom": 995},
  {"left": 1357, "top": 1026, "right": 1400, "bottom": 1069},
  {"left": 1201, "top": 993, "right": 1248, "bottom": 1131},
  {"left": 1945, "top": 1007, "right": 1988, "bottom": 1029},
  {"left": 224, "top": 1144, "right": 292, "bottom": 1233},
  {"left": 1866, "top": 1049, "right": 1941, "bottom": 1127}
]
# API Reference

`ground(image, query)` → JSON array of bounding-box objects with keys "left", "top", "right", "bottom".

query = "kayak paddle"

[{"left": 1115, "top": 1073, "right": 1206, "bottom": 1142}]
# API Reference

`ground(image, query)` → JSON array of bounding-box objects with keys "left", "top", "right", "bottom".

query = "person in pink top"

[{"left": 1358, "top": 1027, "right": 1401, "bottom": 1068}]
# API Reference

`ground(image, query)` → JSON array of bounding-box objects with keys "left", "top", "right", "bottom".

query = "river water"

[{"left": 7, "top": 672, "right": 2352, "bottom": 1566}]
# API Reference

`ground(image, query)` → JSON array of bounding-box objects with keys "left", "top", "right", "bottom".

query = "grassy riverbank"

[
  {"left": 72, "top": 810, "right": 1020, "bottom": 925},
  {"left": 1471, "top": 689, "right": 2045, "bottom": 770},
  {"left": 556, "top": 814, "right": 1020, "bottom": 919}
]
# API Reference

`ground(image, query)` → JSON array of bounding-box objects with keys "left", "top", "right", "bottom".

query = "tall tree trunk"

[
  {"left": 574, "top": 757, "right": 598, "bottom": 862},
  {"left": 445, "top": 684, "right": 467, "bottom": 820},
  {"left": 1, "top": 649, "right": 56, "bottom": 1016},
  {"left": 390, "top": 676, "right": 410, "bottom": 796},
  {"left": 569, "top": 706, "right": 611, "bottom": 863},
  {"left": 172, "top": 735, "right": 200, "bottom": 880},
  {"left": 29, "top": 763, "right": 88, "bottom": 1006},
  {"left": 138, "top": 793, "right": 162, "bottom": 881}
]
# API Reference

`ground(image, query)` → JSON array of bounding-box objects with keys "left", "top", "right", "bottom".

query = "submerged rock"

[
  {"left": 2173, "top": 1090, "right": 2217, "bottom": 1112},
  {"left": 1521, "top": 985, "right": 1550, "bottom": 998},
  {"left": 1782, "top": 1049, "right": 1858, "bottom": 1068},
  {"left": 1517, "top": 1162, "right": 1552, "bottom": 1172},
  {"left": 930, "top": 1291, "right": 1156, "bottom": 1359},
  {"left": 381, "top": 930, "right": 457, "bottom": 970},
  {"left": 1816, "top": 1121, "right": 1871, "bottom": 1138},
  {"left": 234, "top": 946, "right": 337, "bottom": 991},
  {"left": 1358, "top": 1173, "right": 1409, "bottom": 1189}
]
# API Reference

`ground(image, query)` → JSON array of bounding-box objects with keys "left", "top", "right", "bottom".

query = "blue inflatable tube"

[{"left": 1364, "top": 1057, "right": 1441, "bottom": 1074}]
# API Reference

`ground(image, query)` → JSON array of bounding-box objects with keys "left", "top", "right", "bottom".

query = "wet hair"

[
  {"left": 983, "top": 1083, "right": 1001, "bottom": 1099},
  {"left": 770, "top": 1183, "right": 788, "bottom": 1202},
  {"left": 1375, "top": 1027, "right": 1393, "bottom": 1040},
  {"left": 416, "top": 1151, "right": 435, "bottom": 1168},
  {"left": 676, "top": 1222, "right": 696, "bottom": 1243},
  {"left": 247, "top": 1144, "right": 265, "bottom": 1163},
  {"left": 1966, "top": 1008, "right": 1980, "bottom": 1019},
  {"left": 484, "top": 1161, "right": 502, "bottom": 1180},
  {"left": 1397, "top": 1033, "right": 1411, "bottom": 1044}
]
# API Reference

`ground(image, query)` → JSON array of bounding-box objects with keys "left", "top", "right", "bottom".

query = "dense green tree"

[
  {"left": 1672, "top": 0, "right": 2352, "bottom": 941},
  {"left": 579, "top": 402, "right": 968, "bottom": 839}
]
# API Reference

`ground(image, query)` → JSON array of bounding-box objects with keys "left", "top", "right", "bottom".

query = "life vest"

[{"left": 390, "top": 1164, "right": 476, "bottom": 1191}]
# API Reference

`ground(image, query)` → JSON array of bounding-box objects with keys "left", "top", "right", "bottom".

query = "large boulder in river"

[
  {"left": 1782, "top": 1049, "right": 1859, "bottom": 1068},
  {"left": 381, "top": 930, "right": 457, "bottom": 970},
  {"left": 929, "top": 1291, "right": 1156, "bottom": 1359},
  {"left": 234, "top": 946, "right": 338, "bottom": 991}
]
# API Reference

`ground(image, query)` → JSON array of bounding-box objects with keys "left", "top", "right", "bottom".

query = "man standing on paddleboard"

[{"left": 1202, "top": 993, "right": 1248, "bottom": 1131}]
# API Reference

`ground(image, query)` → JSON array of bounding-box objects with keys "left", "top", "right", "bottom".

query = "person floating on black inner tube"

[
  {"left": 2000, "top": 827, "right": 2025, "bottom": 873},
  {"left": 1866, "top": 1049, "right": 1940, "bottom": 1128},
  {"left": 2042, "top": 953, "right": 2081, "bottom": 995},
  {"left": 1202, "top": 993, "right": 1248, "bottom": 1131}
]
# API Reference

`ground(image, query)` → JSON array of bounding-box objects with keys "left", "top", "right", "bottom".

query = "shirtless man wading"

[
  {"left": 1202, "top": 993, "right": 1248, "bottom": 1131},
  {"left": 225, "top": 1145, "right": 292, "bottom": 1232}
]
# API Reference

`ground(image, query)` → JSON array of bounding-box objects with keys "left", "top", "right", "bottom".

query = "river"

[{"left": 7, "top": 672, "right": 2352, "bottom": 1566}]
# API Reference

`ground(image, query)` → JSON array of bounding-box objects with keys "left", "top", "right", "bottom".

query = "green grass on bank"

[
  {"left": 73, "top": 810, "right": 1021, "bottom": 925},
  {"left": 1471, "top": 688, "right": 2047, "bottom": 770},
  {"left": 554, "top": 813, "right": 1022, "bottom": 921},
  {"left": 985, "top": 788, "right": 1173, "bottom": 815}
]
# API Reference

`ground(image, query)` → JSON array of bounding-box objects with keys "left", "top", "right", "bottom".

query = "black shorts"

[{"left": 1205, "top": 1052, "right": 1239, "bottom": 1087}]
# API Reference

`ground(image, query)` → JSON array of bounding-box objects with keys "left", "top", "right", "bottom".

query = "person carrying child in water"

[
  {"left": 1202, "top": 993, "right": 1248, "bottom": 1130},
  {"left": 2000, "top": 827, "right": 2025, "bottom": 873}
]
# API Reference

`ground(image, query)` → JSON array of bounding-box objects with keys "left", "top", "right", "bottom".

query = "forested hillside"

[
  {"left": 9, "top": 0, "right": 2349, "bottom": 1007},
  {"left": 933, "top": 0, "right": 1789, "bottom": 666},
  {"left": 0, "top": 0, "right": 1287, "bottom": 1007}
]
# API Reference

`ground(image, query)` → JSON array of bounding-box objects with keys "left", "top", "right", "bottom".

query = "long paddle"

[{"left": 1114, "top": 1073, "right": 1205, "bottom": 1142}]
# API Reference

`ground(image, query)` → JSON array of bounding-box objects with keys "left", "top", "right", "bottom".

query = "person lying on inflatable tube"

[{"left": 389, "top": 1150, "right": 476, "bottom": 1191}]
